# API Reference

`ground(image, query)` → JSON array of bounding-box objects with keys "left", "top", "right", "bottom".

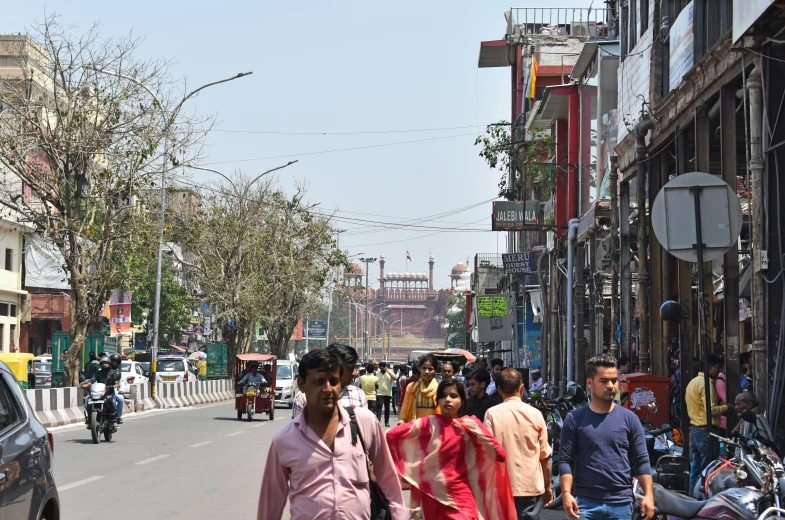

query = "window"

[
  {"left": 0, "top": 304, "right": 9, "bottom": 317},
  {"left": 4, "top": 248, "right": 11, "bottom": 271},
  {"left": 630, "top": 0, "right": 638, "bottom": 50},
  {"left": 9, "top": 305, "right": 15, "bottom": 318},
  {"left": 0, "top": 376, "right": 21, "bottom": 434},
  {"left": 10, "top": 325, "right": 15, "bottom": 350},
  {"left": 621, "top": 4, "right": 629, "bottom": 61},
  {"left": 641, "top": 0, "right": 649, "bottom": 33}
]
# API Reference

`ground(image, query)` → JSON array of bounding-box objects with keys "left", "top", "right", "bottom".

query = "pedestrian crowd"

[{"left": 260, "top": 346, "right": 663, "bottom": 520}]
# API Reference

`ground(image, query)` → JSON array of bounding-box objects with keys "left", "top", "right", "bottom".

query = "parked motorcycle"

[
  {"left": 85, "top": 382, "right": 117, "bottom": 444},
  {"left": 633, "top": 411, "right": 784, "bottom": 519}
]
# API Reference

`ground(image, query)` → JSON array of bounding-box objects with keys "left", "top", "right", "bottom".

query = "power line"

[
  {"left": 202, "top": 132, "right": 480, "bottom": 165},
  {"left": 343, "top": 217, "right": 490, "bottom": 248},
  {"left": 210, "top": 124, "right": 489, "bottom": 136}
]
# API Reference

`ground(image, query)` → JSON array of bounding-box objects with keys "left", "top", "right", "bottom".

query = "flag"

[
  {"left": 529, "top": 55, "right": 538, "bottom": 99},
  {"left": 406, "top": 250, "right": 413, "bottom": 262}
]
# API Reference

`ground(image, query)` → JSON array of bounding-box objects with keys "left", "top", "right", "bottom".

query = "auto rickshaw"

[
  {"left": 0, "top": 353, "right": 36, "bottom": 389},
  {"left": 234, "top": 353, "right": 276, "bottom": 421}
]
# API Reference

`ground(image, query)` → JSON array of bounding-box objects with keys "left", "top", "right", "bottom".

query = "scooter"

[{"left": 85, "top": 382, "right": 117, "bottom": 444}]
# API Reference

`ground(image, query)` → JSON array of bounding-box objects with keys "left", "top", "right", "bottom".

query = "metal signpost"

[{"left": 651, "top": 171, "right": 743, "bottom": 458}]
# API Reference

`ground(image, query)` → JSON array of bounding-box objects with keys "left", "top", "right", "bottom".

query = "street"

[{"left": 52, "top": 402, "right": 568, "bottom": 520}]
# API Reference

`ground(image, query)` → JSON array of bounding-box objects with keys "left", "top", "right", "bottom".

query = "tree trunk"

[{"left": 64, "top": 319, "right": 89, "bottom": 387}]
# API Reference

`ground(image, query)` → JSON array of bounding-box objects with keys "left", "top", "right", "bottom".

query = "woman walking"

[
  {"left": 398, "top": 354, "right": 440, "bottom": 424},
  {"left": 387, "top": 378, "right": 517, "bottom": 520}
]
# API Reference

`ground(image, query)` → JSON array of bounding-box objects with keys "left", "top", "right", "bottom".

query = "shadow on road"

[
  {"left": 212, "top": 416, "right": 275, "bottom": 422},
  {"left": 64, "top": 438, "right": 100, "bottom": 444}
]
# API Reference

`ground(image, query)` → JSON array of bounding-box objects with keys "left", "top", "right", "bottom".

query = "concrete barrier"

[{"left": 25, "top": 379, "right": 234, "bottom": 429}]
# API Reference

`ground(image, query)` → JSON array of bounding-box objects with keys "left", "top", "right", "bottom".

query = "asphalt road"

[{"left": 51, "top": 402, "right": 568, "bottom": 519}]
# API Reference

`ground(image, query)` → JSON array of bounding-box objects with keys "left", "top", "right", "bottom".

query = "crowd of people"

[{"left": 260, "top": 345, "right": 660, "bottom": 520}]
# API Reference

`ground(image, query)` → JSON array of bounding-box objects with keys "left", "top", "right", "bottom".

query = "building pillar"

[
  {"left": 428, "top": 255, "right": 434, "bottom": 293},
  {"left": 721, "top": 85, "right": 741, "bottom": 428},
  {"left": 575, "top": 243, "right": 586, "bottom": 383},
  {"left": 379, "top": 255, "right": 386, "bottom": 298},
  {"left": 609, "top": 159, "right": 620, "bottom": 359},
  {"left": 695, "top": 105, "right": 714, "bottom": 355},
  {"left": 650, "top": 154, "right": 665, "bottom": 376},
  {"left": 568, "top": 90, "right": 580, "bottom": 220},
  {"left": 555, "top": 119, "right": 569, "bottom": 230},
  {"left": 620, "top": 180, "right": 632, "bottom": 365}
]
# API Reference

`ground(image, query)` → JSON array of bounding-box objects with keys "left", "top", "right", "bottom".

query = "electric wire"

[
  {"left": 201, "top": 132, "right": 480, "bottom": 165},
  {"left": 210, "top": 125, "right": 488, "bottom": 136}
]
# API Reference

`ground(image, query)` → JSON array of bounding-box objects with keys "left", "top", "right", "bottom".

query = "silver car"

[
  {"left": 0, "top": 360, "right": 59, "bottom": 519},
  {"left": 274, "top": 361, "right": 297, "bottom": 408}
]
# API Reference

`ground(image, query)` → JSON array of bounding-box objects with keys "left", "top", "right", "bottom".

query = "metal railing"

[{"left": 508, "top": 7, "right": 617, "bottom": 39}]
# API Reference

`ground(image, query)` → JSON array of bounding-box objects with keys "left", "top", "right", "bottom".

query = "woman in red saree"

[{"left": 386, "top": 377, "right": 517, "bottom": 520}]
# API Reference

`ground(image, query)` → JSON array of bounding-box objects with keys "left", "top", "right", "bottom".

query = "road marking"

[
  {"left": 226, "top": 431, "right": 245, "bottom": 437},
  {"left": 59, "top": 476, "right": 105, "bottom": 491},
  {"left": 189, "top": 441, "right": 213, "bottom": 448},
  {"left": 134, "top": 454, "right": 170, "bottom": 465}
]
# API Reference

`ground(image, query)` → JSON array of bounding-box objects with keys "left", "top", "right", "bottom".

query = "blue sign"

[{"left": 502, "top": 252, "right": 534, "bottom": 274}]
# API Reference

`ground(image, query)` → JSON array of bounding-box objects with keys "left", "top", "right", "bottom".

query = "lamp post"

[
  {"left": 358, "top": 257, "right": 377, "bottom": 360},
  {"left": 87, "top": 67, "right": 252, "bottom": 393}
]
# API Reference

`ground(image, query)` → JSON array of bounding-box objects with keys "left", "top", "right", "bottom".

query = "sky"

[{"left": 5, "top": 1, "right": 592, "bottom": 290}]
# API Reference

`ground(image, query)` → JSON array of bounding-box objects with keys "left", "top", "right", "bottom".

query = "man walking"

[
  {"left": 259, "top": 349, "right": 410, "bottom": 519},
  {"left": 466, "top": 369, "right": 502, "bottom": 422},
  {"left": 487, "top": 358, "right": 504, "bottom": 395},
  {"left": 359, "top": 362, "right": 379, "bottom": 417},
  {"left": 376, "top": 361, "right": 397, "bottom": 427},
  {"left": 292, "top": 343, "right": 367, "bottom": 418},
  {"left": 560, "top": 354, "right": 654, "bottom": 520},
  {"left": 685, "top": 353, "right": 727, "bottom": 496},
  {"left": 484, "top": 369, "right": 552, "bottom": 520}
]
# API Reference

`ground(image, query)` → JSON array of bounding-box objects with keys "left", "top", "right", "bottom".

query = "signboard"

[
  {"left": 502, "top": 251, "right": 534, "bottom": 274},
  {"left": 305, "top": 320, "right": 327, "bottom": 340},
  {"left": 477, "top": 296, "right": 508, "bottom": 317},
  {"left": 669, "top": 2, "right": 694, "bottom": 90},
  {"left": 733, "top": 0, "right": 775, "bottom": 42},
  {"left": 630, "top": 388, "right": 656, "bottom": 409},
  {"left": 290, "top": 318, "right": 303, "bottom": 341},
  {"left": 492, "top": 201, "right": 540, "bottom": 231}
]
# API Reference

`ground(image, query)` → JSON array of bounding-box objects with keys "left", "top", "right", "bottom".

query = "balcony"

[{"left": 506, "top": 7, "right": 617, "bottom": 40}]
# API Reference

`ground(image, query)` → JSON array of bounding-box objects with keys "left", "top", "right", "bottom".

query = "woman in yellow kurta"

[{"left": 398, "top": 354, "right": 440, "bottom": 424}]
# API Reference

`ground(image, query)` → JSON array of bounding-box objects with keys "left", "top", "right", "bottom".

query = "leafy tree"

[
  {"left": 0, "top": 19, "right": 204, "bottom": 385},
  {"left": 445, "top": 295, "right": 467, "bottom": 348}
]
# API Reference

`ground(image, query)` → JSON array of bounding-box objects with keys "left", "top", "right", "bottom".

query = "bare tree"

[{"left": 0, "top": 18, "right": 206, "bottom": 385}]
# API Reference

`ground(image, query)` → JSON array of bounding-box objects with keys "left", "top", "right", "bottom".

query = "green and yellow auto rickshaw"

[{"left": 0, "top": 353, "right": 36, "bottom": 389}]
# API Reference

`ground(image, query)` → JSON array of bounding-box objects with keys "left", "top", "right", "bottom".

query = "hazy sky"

[{"left": 6, "top": 1, "right": 591, "bottom": 290}]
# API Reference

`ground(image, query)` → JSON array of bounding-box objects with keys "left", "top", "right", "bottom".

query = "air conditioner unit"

[{"left": 571, "top": 21, "right": 598, "bottom": 37}]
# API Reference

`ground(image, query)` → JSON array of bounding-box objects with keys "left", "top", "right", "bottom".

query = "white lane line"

[
  {"left": 251, "top": 422, "right": 267, "bottom": 428},
  {"left": 59, "top": 476, "right": 105, "bottom": 491},
  {"left": 134, "top": 454, "right": 170, "bottom": 465},
  {"left": 226, "top": 431, "right": 245, "bottom": 437},
  {"left": 189, "top": 441, "right": 213, "bottom": 448}
]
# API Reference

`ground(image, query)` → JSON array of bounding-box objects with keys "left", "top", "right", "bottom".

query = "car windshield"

[
  {"left": 35, "top": 362, "right": 51, "bottom": 373},
  {"left": 158, "top": 359, "right": 185, "bottom": 372},
  {"left": 121, "top": 362, "right": 133, "bottom": 372},
  {"left": 276, "top": 365, "right": 292, "bottom": 379}
]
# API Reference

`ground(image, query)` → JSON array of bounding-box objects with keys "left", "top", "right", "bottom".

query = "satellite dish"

[{"left": 651, "top": 172, "right": 743, "bottom": 263}]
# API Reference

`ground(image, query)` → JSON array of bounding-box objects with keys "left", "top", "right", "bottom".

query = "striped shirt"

[{"left": 291, "top": 384, "right": 368, "bottom": 419}]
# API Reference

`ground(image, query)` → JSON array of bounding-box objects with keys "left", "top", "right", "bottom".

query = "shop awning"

[{"left": 478, "top": 40, "right": 512, "bottom": 68}]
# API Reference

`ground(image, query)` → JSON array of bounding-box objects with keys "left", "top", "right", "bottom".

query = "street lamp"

[
  {"left": 88, "top": 66, "right": 252, "bottom": 391},
  {"left": 358, "top": 257, "right": 377, "bottom": 360}
]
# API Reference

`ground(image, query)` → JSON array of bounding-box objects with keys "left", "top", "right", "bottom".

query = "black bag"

[{"left": 346, "top": 407, "right": 391, "bottom": 520}]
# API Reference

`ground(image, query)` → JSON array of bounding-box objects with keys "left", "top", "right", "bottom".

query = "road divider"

[{"left": 26, "top": 379, "right": 235, "bottom": 429}]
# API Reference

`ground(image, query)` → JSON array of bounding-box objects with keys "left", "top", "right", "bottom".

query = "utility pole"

[{"left": 359, "top": 257, "right": 377, "bottom": 360}]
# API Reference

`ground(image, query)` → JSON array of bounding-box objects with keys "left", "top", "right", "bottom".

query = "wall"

[
  {"left": 0, "top": 223, "right": 23, "bottom": 351},
  {"left": 616, "top": 0, "right": 656, "bottom": 165}
]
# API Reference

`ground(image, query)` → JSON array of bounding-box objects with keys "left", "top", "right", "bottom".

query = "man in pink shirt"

[{"left": 259, "top": 348, "right": 411, "bottom": 520}]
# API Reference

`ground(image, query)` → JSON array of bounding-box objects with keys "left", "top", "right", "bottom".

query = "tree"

[
  {"left": 129, "top": 252, "right": 192, "bottom": 348},
  {"left": 0, "top": 19, "right": 204, "bottom": 385},
  {"left": 444, "top": 294, "right": 467, "bottom": 348}
]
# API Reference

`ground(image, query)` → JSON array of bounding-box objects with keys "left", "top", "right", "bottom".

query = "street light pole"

[
  {"left": 89, "top": 67, "right": 252, "bottom": 392},
  {"left": 358, "top": 257, "right": 377, "bottom": 360}
]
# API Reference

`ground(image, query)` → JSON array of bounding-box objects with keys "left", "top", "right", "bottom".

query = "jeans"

[
  {"left": 514, "top": 496, "right": 542, "bottom": 520},
  {"left": 115, "top": 393, "right": 124, "bottom": 419},
  {"left": 690, "top": 426, "right": 720, "bottom": 497},
  {"left": 391, "top": 387, "right": 399, "bottom": 412},
  {"left": 85, "top": 395, "right": 116, "bottom": 420},
  {"left": 576, "top": 497, "right": 633, "bottom": 520},
  {"left": 377, "top": 395, "right": 392, "bottom": 424}
]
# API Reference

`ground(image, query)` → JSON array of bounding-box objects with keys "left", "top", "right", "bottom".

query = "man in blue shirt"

[
  {"left": 239, "top": 363, "right": 267, "bottom": 386},
  {"left": 559, "top": 354, "right": 654, "bottom": 520}
]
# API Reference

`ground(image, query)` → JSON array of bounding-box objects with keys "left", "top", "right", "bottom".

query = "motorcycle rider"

[
  {"left": 530, "top": 369, "right": 544, "bottom": 393},
  {"left": 239, "top": 362, "right": 266, "bottom": 387},
  {"left": 109, "top": 353, "right": 125, "bottom": 424},
  {"left": 81, "top": 355, "right": 120, "bottom": 426}
]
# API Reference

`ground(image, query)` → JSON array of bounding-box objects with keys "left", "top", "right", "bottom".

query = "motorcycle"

[
  {"left": 85, "top": 382, "right": 117, "bottom": 444},
  {"left": 633, "top": 411, "right": 784, "bottom": 519},
  {"left": 645, "top": 425, "right": 691, "bottom": 493}
]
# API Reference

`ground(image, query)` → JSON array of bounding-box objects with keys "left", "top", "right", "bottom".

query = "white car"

[
  {"left": 120, "top": 360, "right": 149, "bottom": 386},
  {"left": 274, "top": 360, "right": 297, "bottom": 408},
  {"left": 155, "top": 356, "right": 191, "bottom": 383}
]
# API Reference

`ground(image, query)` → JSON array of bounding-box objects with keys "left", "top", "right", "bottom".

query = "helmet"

[
  {"left": 532, "top": 369, "right": 541, "bottom": 378},
  {"left": 660, "top": 300, "right": 681, "bottom": 322},
  {"left": 109, "top": 353, "right": 121, "bottom": 364},
  {"left": 566, "top": 381, "right": 586, "bottom": 402},
  {"left": 99, "top": 355, "right": 111, "bottom": 365}
]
